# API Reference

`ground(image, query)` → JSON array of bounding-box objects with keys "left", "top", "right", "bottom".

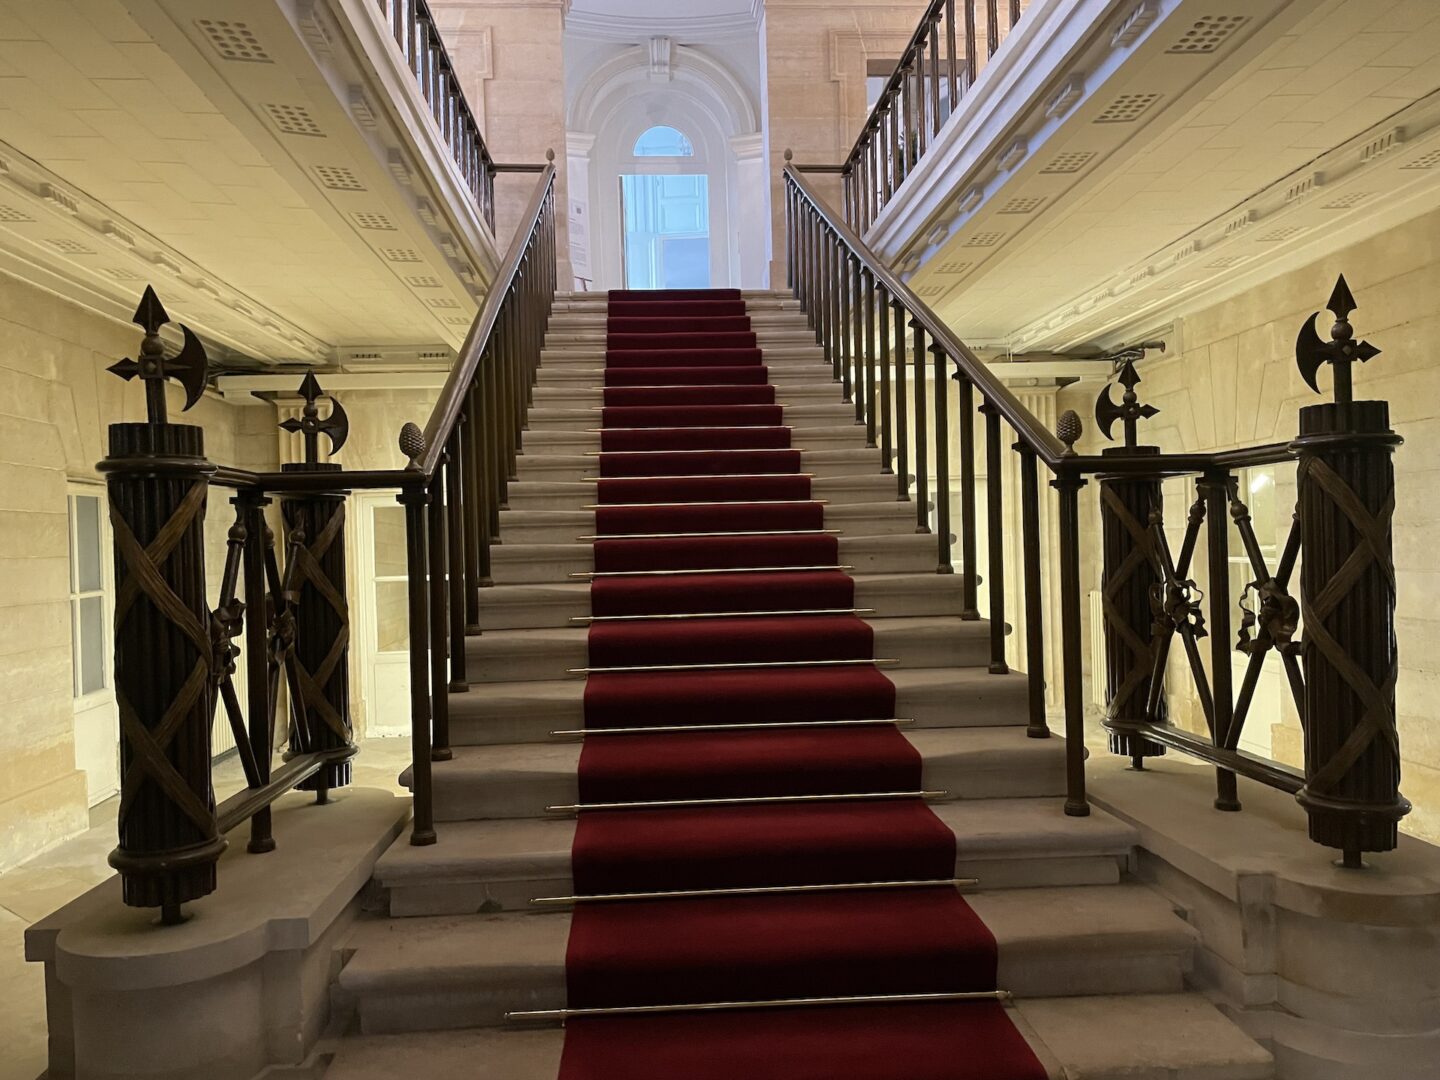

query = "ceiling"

[
  {"left": 0, "top": 0, "right": 498, "bottom": 364},
  {"left": 882, "top": 0, "right": 1440, "bottom": 352}
]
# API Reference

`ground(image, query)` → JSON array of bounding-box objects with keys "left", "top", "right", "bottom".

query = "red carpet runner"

[{"left": 556, "top": 289, "right": 1047, "bottom": 1080}]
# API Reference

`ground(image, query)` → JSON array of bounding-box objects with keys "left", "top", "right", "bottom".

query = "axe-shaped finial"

[
  {"left": 1095, "top": 358, "right": 1159, "bottom": 448},
  {"left": 1295, "top": 274, "right": 1380, "bottom": 407},
  {"left": 107, "top": 285, "right": 208, "bottom": 425},
  {"left": 280, "top": 371, "right": 349, "bottom": 464}
]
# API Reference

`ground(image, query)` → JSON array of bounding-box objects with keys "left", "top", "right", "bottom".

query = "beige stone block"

[
  {"left": 0, "top": 555, "right": 69, "bottom": 608},
  {"left": 0, "top": 601, "right": 68, "bottom": 657},
  {"left": 0, "top": 765, "right": 88, "bottom": 872},
  {"left": 0, "top": 511, "right": 68, "bottom": 561}
]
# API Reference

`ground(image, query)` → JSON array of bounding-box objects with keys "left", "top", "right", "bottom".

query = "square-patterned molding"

[
  {"left": 197, "top": 20, "right": 273, "bottom": 63},
  {"left": 1046, "top": 75, "right": 1086, "bottom": 120},
  {"left": 382, "top": 248, "right": 422, "bottom": 262},
  {"left": 443, "top": 316, "right": 471, "bottom": 325},
  {"left": 1401, "top": 148, "right": 1440, "bottom": 170},
  {"left": 936, "top": 261, "right": 974, "bottom": 276},
  {"left": 917, "top": 284, "right": 945, "bottom": 298},
  {"left": 1320, "top": 191, "right": 1373, "bottom": 210},
  {"left": 39, "top": 183, "right": 79, "bottom": 215},
  {"left": 313, "top": 165, "right": 365, "bottom": 191},
  {"left": 1041, "top": 151, "right": 1096, "bottom": 174},
  {"left": 1094, "top": 93, "right": 1160, "bottom": 124},
  {"left": 1286, "top": 175, "right": 1319, "bottom": 202},
  {"left": 404, "top": 275, "right": 442, "bottom": 288},
  {"left": 1257, "top": 225, "right": 1304, "bottom": 243},
  {"left": 1166, "top": 15, "right": 1250, "bottom": 55},
  {"left": 0, "top": 204, "right": 33, "bottom": 223},
  {"left": 426, "top": 298, "right": 461, "bottom": 309},
  {"left": 352, "top": 212, "right": 397, "bottom": 231},
  {"left": 999, "top": 196, "right": 1045, "bottom": 215},
  {"left": 998, "top": 138, "right": 1029, "bottom": 171},
  {"left": 264, "top": 103, "right": 325, "bottom": 138},
  {"left": 102, "top": 267, "right": 142, "bottom": 281},
  {"left": 1225, "top": 210, "right": 1257, "bottom": 235},
  {"left": 47, "top": 238, "right": 95, "bottom": 255},
  {"left": 963, "top": 232, "right": 1005, "bottom": 248}
]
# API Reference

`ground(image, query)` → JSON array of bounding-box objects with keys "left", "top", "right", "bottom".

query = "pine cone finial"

[
  {"left": 1057, "top": 410, "right": 1083, "bottom": 455},
  {"left": 399, "top": 422, "right": 426, "bottom": 469}
]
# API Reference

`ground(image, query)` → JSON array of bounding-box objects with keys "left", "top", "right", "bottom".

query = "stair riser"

[
  {"left": 524, "top": 404, "right": 855, "bottom": 431},
  {"left": 546, "top": 330, "right": 819, "bottom": 346},
  {"left": 446, "top": 675, "right": 1027, "bottom": 747},
  {"left": 348, "top": 938, "right": 1188, "bottom": 1036},
  {"left": 503, "top": 476, "right": 901, "bottom": 510},
  {"left": 519, "top": 430, "right": 875, "bottom": 454},
  {"left": 535, "top": 366, "right": 837, "bottom": 387},
  {"left": 532, "top": 385, "right": 845, "bottom": 406},
  {"left": 541, "top": 348, "right": 825, "bottom": 365},
  {"left": 497, "top": 513, "right": 917, "bottom": 545},
  {"left": 463, "top": 625, "right": 991, "bottom": 684},
  {"left": 490, "top": 536, "right": 944, "bottom": 585},
  {"left": 382, "top": 854, "right": 1126, "bottom": 919},
  {"left": 474, "top": 571, "right": 962, "bottom": 631},
  {"left": 512, "top": 452, "right": 883, "bottom": 484}
]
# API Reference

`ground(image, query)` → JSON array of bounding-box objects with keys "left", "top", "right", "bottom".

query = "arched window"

[{"left": 633, "top": 125, "right": 694, "bottom": 157}]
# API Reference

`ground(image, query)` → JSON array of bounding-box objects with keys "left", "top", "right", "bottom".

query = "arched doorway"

[{"left": 620, "top": 125, "right": 712, "bottom": 289}]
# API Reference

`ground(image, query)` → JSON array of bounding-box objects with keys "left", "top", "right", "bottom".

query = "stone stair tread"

[
  {"left": 337, "top": 883, "right": 1195, "bottom": 1002},
  {"left": 321, "top": 992, "right": 1272, "bottom": 1080},
  {"left": 373, "top": 799, "right": 1138, "bottom": 887}
]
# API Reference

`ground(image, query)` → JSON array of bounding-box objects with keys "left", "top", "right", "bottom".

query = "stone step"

[
  {"left": 495, "top": 498, "right": 921, "bottom": 545},
  {"left": 474, "top": 570, "right": 963, "bottom": 631},
  {"left": 548, "top": 311, "right": 815, "bottom": 330},
  {"left": 445, "top": 669, "right": 1029, "bottom": 747},
  {"left": 320, "top": 993, "right": 1273, "bottom": 1080},
  {"left": 530, "top": 381, "right": 846, "bottom": 406},
  {"left": 534, "top": 362, "right": 836, "bottom": 386},
  {"left": 518, "top": 422, "right": 875, "bottom": 454},
  {"left": 337, "top": 882, "right": 1198, "bottom": 1034},
  {"left": 373, "top": 798, "right": 1138, "bottom": 917},
  {"left": 524, "top": 401, "right": 854, "bottom": 431},
  {"left": 545, "top": 327, "right": 820, "bottom": 346},
  {"left": 463, "top": 614, "right": 993, "bottom": 684},
  {"left": 489, "top": 532, "right": 950, "bottom": 584},
  {"left": 502, "top": 473, "right": 903, "bottom": 511},
  {"left": 541, "top": 344, "right": 826, "bottom": 364},
  {"left": 513, "top": 447, "right": 885, "bottom": 484},
  {"left": 426, "top": 711, "right": 1048, "bottom": 812}
]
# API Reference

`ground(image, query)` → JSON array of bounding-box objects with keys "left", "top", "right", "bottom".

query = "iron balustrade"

[
  {"left": 101, "top": 162, "right": 556, "bottom": 924},
  {"left": 785, "top": 158, "right": 1409, "bottom": 867},
  {"left": 374, "top": 0, "right": 497, "bottom": 230},
  {"left": 841, "top": 0, "right": 1026, "bottom": 233}
]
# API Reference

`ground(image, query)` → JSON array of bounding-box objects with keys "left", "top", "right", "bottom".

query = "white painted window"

[
  {"left": 633, "top": 125, "right": 694, "bottom": 157},
  {"left": 67, "top": 485, "right": 119, "bottom": 805}
]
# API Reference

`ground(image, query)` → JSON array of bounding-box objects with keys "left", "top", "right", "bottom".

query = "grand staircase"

[{"left": 322, "top": 289, "right": 1274, "bottom": 1078}]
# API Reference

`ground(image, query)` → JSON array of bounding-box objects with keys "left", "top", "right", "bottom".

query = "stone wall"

[
  {"left": 0, "top": 271, "right": 275, "bottom": 871},
  {"left": 1051, "top": 206, "right": 1440, "bottom": 844},
  {"left": 430, "top": 0, "right": 574, "bottom": 286}
]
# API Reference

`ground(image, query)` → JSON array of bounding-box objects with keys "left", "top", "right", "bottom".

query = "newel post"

[
  {"left": 100, "top": 287, "right": 222, "bottom": 924},
  {"left": 278, "top": 374, "right": 357, "bottom": 800},
  {"left": 1094, "top": 361, "right": 1168, "bottom": 768},
  {"left": 1291, "top": 277, "right": 1409, "bottom": 866}
]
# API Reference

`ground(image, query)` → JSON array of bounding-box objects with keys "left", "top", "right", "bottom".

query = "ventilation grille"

[
  {"left": 1401, "top": 148, "right": 1440, "bottom": 170},
  {"left": 47, "top": 238, "right": 95, "bottom": 254},
  {"left": 352, "top": 212, "right": 397, "bottom": 231},
  {"left": 1166, "top": 15, "right": 1249, "bottom": 54},
  {"left": 936, "top": 261, "right": 973, "bottom": 275},
  {"left": 404, "top": 275, "right": 442, "bottom": 288},
  {"left": 313, "top": 165, "right": 365, "bottom": 191},
  {"left": 197, "top": 19, "right": 273, "bottom": 63},
  {"left": 1094, "top": 93, "right": 1161, "bottom": 124},
  {"left": 443, "top": 315, "right": 471, "bottom": 325},
  {"left": 0, "top": 204, "right": 33, "bottom": 223},
  {"left": 917, "top": 284, "right": 945, "bottom": 298},
  {"left": 999, "top": 196, "right": 1045, "bottom": 214},
  {"left": 963, "top": 232, "right": 1005, "bottom": 248},
  {"left": 1257, "top": 226, "right": 1304, "bottom": 243},
  {"left": 426, "top": 297, "right": 461, "bottom": 309},
  {"left": 102, "top": 267, "right": 143, "bottom": 281},
  {"left": 264, "top": 103, "right": 324, "bottom": 137},
  {"left": 1321, "top": 192, "right": 1373, "bottom": 210},
  {"left": 382, "top": 248, "right": 421, "bottom": 262},
  {"left": 1041, "top": 151, "right": 1096, "bottom": 174}
]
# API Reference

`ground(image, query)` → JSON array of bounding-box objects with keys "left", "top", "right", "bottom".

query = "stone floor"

[{"left": 0, "top": 737, "right": 413, "bottom": 1080}]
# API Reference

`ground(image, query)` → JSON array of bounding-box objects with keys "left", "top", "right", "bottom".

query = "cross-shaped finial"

[
  {"left": 107, "top": 285, "right": 208, "bottom": 425},
  {"left": 279, "top": 372, "right": 349, "bottom": 464},
  {"left": 1295, "top": 274, "right": 1381, "bottom": 407},
  {"left": 1095, "top": 358, "right": 1160, "bottom": 448}
]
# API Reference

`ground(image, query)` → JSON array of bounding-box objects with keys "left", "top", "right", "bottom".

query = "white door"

[
  {"left": 67, "top": 486, "right": 119, "bottom": 806},
  {"left": 354, "top": 494, "right": 412, "bottom": 737}
]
